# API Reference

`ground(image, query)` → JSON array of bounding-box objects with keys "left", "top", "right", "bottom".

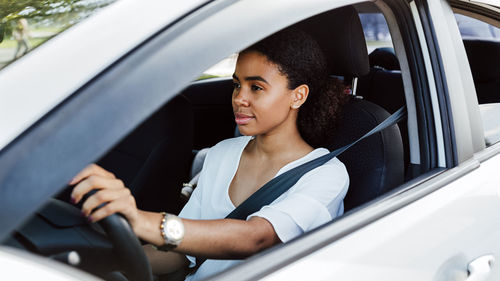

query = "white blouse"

[{"left": 179, "top": 136, "right": 349, "bottom": 281}]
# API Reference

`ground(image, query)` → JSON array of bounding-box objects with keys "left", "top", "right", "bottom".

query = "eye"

[
  {"left": 233, "top": 82, "right": 241, "bottom": 90},
  {"left": 251, "top": 85, "right": 263, "bottom": 91}
]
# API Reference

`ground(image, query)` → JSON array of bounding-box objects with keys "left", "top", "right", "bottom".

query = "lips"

[{"left": 234, "top": 113, "right": 254, "bottom": 125}]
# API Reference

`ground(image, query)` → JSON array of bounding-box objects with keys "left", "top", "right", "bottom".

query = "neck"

[{"left": 248, "top": 114, "right": 313, "bottom": 161}]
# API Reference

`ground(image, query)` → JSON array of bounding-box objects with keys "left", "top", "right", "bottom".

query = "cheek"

[{"left": 255, "top": 92, "right": 291, "bottom": 122}]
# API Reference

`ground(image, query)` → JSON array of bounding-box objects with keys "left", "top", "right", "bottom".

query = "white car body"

[
  {"left": 0, "top": 0, "right": 499, "bottom": 280},
  {"left": 0, "top": 246, "right": 100, "bottom": 281}
]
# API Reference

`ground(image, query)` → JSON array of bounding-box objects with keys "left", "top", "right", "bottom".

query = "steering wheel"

[
  {"left": 99, "top": 212, "right": 153, "bottom": 281},
  {"left": 11, "top": 199, "right": 153, "bottom": 281}
]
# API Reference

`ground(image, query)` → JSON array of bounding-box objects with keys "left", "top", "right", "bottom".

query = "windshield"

[{"left": 0, "top": 0, "right": 118, "bottom": 70}]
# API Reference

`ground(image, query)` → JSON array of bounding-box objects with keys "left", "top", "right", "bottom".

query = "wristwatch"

[{"left": 158, "top": 212, "right": 185, "bottom": 251}]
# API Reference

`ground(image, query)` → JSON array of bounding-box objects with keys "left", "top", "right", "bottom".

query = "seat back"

[
  {"left": 357, "top": 48, "right": 409, "bottom": 172},
  {"left": 328, "top": 98, "right": 404, "bottom": 210},
  {"left": 295, "top": 6, "right": 404, "bottom": 211}
]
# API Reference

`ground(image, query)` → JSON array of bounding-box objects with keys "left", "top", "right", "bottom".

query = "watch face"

[{"left": 166, "top": 219, "right": 184, "bottom": 241}]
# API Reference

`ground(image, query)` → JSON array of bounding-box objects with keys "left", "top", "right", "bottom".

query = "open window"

[{"left": 90, "top": 0, "right": 445, "bottom": 231}]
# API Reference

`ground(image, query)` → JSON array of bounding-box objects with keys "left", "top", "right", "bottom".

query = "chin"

[
  {"left": 236, "top": 127, "right": 250, "bottom": 136},
  {"left": 236, "top": 125, "right": 257, "bottom": 137}
]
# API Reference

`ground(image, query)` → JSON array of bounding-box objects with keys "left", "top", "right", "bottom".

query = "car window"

[
  {"left": 198, "top": 53, "right": 237, "bottom": 80},
  {"left": 454, "top": 13, "right": 500, "bottom": 40},
  {"left": 200, "top": 13, "right": 397, "bottom": 81},
  {"left": 0, "top": 0, "right": 118, "bottom": 70},
  {"left": 359, "top": 13, "right": 394, "bottom": 54},
  {"left": 454, "top": 12, "right": 500, "bottom": 146}
]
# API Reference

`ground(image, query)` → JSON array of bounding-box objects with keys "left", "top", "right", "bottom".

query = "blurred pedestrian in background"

[{"left": 13, "top": 18, "right": 31, "bottom": 59}]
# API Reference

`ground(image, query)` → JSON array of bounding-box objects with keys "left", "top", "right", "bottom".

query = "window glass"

[
  {"left": 198, "top": 53, "right": 237, "bottom": 80},
  {"left": 454, "top": 13, "right": 500, "bottom": 147},
  {"left": 359, "top": 13, "right": 393, "bottom": 54},
  {"left": 200, "top": 12, "right": 396, "bottom": 80},
  {"left": 0, "top": 0, "right": 118, "bottom": 70},
  {"left": 199, "top": 12, "right": 396, "bottom": 80},
  {"left": 455, "top": 13, "right": 500, "bottom": 40}
]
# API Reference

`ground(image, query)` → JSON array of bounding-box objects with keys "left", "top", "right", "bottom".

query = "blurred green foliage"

[
  {"left": 0, "top": 0, "right": 116, "bottom": 67},
  {"left": 0, "top": 0, "right": 115, "bottom": 32},
  {"left": 1, "top": 0, "right": 113, "bottom": 20}
]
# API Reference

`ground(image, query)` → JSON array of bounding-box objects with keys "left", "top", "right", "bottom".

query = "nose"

[{"left": 233, "top": 88, "right": 250, "bottom": 107}]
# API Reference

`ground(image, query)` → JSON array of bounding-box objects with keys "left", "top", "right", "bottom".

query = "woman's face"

[{"left": 232, "top": 51, "right": 297, "bottom": 136}]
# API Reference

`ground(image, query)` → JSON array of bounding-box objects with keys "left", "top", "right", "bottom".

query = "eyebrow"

[{"left": 232, "top": 74, "right": 269, "bottom": 85}]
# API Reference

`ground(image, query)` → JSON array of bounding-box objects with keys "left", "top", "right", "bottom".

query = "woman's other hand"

[{"left": 69, "top": 164, "right": 140, "bottom": 231}]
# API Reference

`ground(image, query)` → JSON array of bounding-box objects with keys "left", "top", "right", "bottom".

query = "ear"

[{"left": 291, "top": 84, "right": 309, "bottom": 109}]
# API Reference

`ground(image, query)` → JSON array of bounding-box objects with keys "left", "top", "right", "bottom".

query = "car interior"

[
  {"left": 94, "top": 5, "right": 407, "bottom": 216},
  {"left": 3, "top": 2, "right": 499, "bottom": 281}
]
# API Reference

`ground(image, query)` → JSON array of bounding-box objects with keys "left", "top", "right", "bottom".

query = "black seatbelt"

[{"left": 193, "top": 105, "right": 406, "bottom": 271}]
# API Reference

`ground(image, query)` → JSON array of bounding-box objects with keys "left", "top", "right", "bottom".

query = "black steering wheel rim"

[{"left": 99, "top": 213, "right": 153, "bottom": 281}]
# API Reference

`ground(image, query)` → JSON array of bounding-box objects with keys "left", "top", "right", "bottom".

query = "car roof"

[
  {"left": 0, "top": 0, "right": 208, "bottom": 152},
  {"left": 469, "top": 0, "right": 500, "bottom": 8}
]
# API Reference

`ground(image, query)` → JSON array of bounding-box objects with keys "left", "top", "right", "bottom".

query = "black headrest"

[
  {"left": 369, "top": 47, "right": 400, "bottom": 70},
  {"left": 293, "top": 5, "right": 370, "bottom": 77},
  {"left": 463, "top": 39, "right": 500, "bottom": 83}
]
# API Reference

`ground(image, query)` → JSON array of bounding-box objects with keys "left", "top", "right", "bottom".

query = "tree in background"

[{"left": 0, "top": 0, "right": 115, "bottom": 37}]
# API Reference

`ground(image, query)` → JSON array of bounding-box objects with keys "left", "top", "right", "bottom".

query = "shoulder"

[
  {"left": 318, "top": 155, "right": 348, "bottom": 178},
  {"left": 286, "top": 152, "right": 349, "bottom": 209},
  {"left": 299, "top": 148, "right": 349, "bottom": 189}
]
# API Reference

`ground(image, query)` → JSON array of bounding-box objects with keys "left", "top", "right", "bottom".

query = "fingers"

[
  {"left": 69, "top": 163, "right": 115, "bottom": 186},
  {"left": 87, "top": 193, "right": 137, "bottom": 223},
  {"left": 71, "top": 175, "right": 124, "bottom": 204},
  {"left": 69, "top": 164, "right": 139, "bottom": 225},
  {"left": 81, "top": 187, "right": 131, "bottom": 217}
]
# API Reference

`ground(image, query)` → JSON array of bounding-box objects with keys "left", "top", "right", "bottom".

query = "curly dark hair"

[{"left": 241, "top": 28, "right": 348, "bottom": 148}]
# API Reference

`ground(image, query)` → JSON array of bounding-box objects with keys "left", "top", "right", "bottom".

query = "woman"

[{"left": 70, "top": 28, "right": 349, "bottom": 280}]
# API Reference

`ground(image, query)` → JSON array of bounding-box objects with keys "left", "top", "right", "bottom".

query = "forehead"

[{"left": 234, "top": 51, "right": 284, "bottom": 79}]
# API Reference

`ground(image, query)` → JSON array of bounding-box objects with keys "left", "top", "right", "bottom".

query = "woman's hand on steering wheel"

[{"left": 70, "top": 163, "right": 140, "bottom": 232}]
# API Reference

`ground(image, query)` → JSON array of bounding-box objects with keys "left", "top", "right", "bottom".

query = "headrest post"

[{"left": 352, "top": 77, "right": 359, "bottom": 96}]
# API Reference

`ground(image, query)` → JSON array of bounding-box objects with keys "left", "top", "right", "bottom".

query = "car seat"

[
  {"left": 357, "top": 48, "right": 409, "bottom": 175},
  {"left": 294, "top": 5, "right": 405, "bottom": 211},
  {"left": 368, "top": 47, "right": 400, "bottom": 71}
]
